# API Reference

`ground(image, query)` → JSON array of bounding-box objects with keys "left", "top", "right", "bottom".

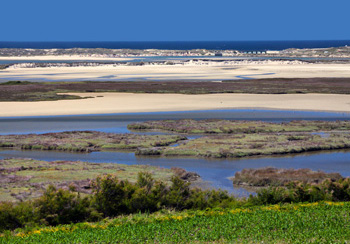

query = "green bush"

[
  {"left": 8, "top": 172, "right": 350, "bottom": 232},
  {"left": 0, "top": 202, "right": 34, "bottom": 231},
  {"left": 35, "top": 185, "right": 94, "bottom": 226},
  {"left": 250, "top": 178, "right": 350, "bottom": 205}
]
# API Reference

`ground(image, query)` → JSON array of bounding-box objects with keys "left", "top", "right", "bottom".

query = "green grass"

[{"left": 2, "top": 201, "right": 349, "bottom": 243}]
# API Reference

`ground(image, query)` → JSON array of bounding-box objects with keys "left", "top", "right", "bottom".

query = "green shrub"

[
  {"left": 34, "top": 185, "right": 94, "bottom": 226},
  {"left": 0, "top": 202, "right": 34, "bottom": 231},
  {"left": 91, "top": 175, "right": 137, "bottom": 217}
]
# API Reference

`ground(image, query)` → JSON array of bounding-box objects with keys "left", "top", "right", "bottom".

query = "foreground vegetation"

[
  {"left": 1, "top": 202, "right": 350, "bottom": 243},
  {"left": 2, "top": 168, "right": 350, "bottom": 242},
  {"left": 0, "top": 131, "right": 185, "bottom": 152},
  {"left": 232, "top": 167, "right": 343, "bottom": 187},
  {"left": 128, "top": 119, "right": 350, "bottom": 134},
  {"left": 0, "top": 172, "right": 234, "bottom": 232},
  {"left": 2, "top": 78, "right": 350, "bottom": 101}
]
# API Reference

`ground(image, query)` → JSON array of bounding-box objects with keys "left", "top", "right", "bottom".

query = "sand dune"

[{"left": 1, "top": 92, "right": 350, "bottom": 117}]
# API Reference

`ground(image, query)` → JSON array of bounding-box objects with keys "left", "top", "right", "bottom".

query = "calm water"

[
  {"left": 1, "top": 149, "right": 350, "bottom": 197},
  {"left": 1, "top": 109, "right": 350, "bottom": 196},
  {"left": 1, "top": 41, "right": 349, "bottom": 51},
  {"left": 1, "top": 109, "right": 350, "bottom": 135}
]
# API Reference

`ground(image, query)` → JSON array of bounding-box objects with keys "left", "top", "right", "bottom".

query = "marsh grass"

[
  {"left": 128, "top": 119, "right": 350, "bottom": 134},
  {"left": 0, "top": 158, "right": 174, "bottom": 202},
  {"left": 232, "top": 167, "right": 343, "bottom": 186},
  {"left": 0, "top": 131, "right": 186, "bottom": 153},
  {"left": 162, "top": 133, "right": 350, "bottom": 158},
  {"left": 3, "top": 78, "right": 350, "bottom": 101}
]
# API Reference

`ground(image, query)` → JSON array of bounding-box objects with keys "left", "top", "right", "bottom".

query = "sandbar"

[
  {"left": 0, "top": 92, "right": 350, "bottom": 117},
  {"left": 1, "top": 63, "right": 350, "bottom": 81}
]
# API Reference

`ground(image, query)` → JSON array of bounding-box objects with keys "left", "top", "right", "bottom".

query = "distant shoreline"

[
  {"left": 0, "top": 55, "right": 133, "bottom": 61},
  {"left": 1, "top": 40, "right": 350, "bottom": 51},
  {"left": 0, "top": 44, "right": 350, "bottom": 58}
]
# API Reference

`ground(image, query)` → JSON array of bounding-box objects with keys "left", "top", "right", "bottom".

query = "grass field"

[
  {"left": 2, "top": 78, "right": 350, "bottom": 101},
  {"left": 1, "top": 201, "right": 349, "bottom": 243}
]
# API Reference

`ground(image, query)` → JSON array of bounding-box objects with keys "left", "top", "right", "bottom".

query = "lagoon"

[{"left": 1, "top": 109, "right": 350, "bottom": 196}]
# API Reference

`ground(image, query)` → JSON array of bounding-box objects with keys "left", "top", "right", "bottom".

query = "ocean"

[{"left": 0, "top": 40, "right": 349, "bottom": 51}]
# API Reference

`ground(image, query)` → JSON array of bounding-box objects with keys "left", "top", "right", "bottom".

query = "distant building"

[
  {"left": 266, "top": 50, "right": 280, "bottom": 54},
  {"left": 215, "top": 52, "right": 223, "bottom": 56}
]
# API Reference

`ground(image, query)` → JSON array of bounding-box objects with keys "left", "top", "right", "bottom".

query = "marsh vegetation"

[
  {"left": 0, "top": 158, "right": 177, "bottom": 202},
  {"left": 2, "top": 78, "right": 350, "bottom": 101},
  {"left": 128, "top": 119, "right": 350, "bottom": 134},
  {"left": 2, "top": 122, "right": 350, "bottom": 159},
  {"left": 0, "top": 131, "right": 185, "bottom": 152},
  {"left": 232, "top": 167, "right": 343, "bottom": 187},
  {"left": 160, "top": 133, "right": 350, "bottom": 158}
]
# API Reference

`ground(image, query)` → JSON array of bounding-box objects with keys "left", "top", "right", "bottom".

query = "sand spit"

[
  {"left": 1, "top": 93, "right": 350, "bottom": 117},
  {"left": 1, "top": 63, "right": 350, "bottom": 81}
]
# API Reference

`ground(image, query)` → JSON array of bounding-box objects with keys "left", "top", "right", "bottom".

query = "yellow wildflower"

[{"left": 15, "top": 232, "right": 26, "bottom": 238}]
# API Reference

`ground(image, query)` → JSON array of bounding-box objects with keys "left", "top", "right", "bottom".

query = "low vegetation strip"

[
  {"left": 0, "top": 131, "right": 186, "bottom": 152},
  {"left": 232, "top": 167, "right": 343, "bottom": 187},
  {"left": 128, "top": 119, "right": 350, "bottom": 134},
  {"left": 160, "top": 133, "right": 350, "bottom": 158},
  {"left": 2, "top": 130, "right": 350, "bottom": 158},
  {"left": 2, "top": 78, "right": 350, "bottom": 101},
  {"left": 2, "top": 202, "right": 350, "bottom": 243}
]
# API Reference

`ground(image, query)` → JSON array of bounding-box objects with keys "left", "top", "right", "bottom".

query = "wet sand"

[{"left": 1, "top": 92, "right": 350, "bottom": 117}]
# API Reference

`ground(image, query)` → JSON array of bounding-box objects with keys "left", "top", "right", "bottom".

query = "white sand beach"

[
  {"left": 1, "top": 93, "right": 350, "bottom": 117},
  {"left": 1, "top": 62, "right": 349, "bottom": 81}
]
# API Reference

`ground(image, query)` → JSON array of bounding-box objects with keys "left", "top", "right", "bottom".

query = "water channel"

[{"left": 1, "top": 109, "right": 350, "bottom": 196}]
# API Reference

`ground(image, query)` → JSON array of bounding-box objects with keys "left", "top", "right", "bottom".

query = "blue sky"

[{"left": 1, "top": 0, "right": 349, "bottom": 41}]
